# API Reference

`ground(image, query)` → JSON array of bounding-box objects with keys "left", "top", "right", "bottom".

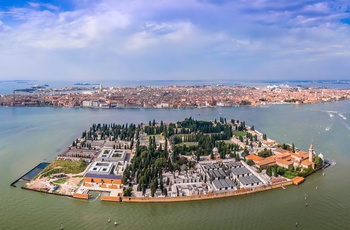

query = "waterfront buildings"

[{"left": 2, "top": 85, "right": 350, "bottom": 108}]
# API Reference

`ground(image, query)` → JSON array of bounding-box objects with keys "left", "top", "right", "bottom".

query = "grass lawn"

[
  {"left": 222, "top": 140, "right": 234, "bottom": 144},
  {"left": 53, "top": 178, "right": 68, "bottom": 184},
  {"left": 283, "top": 170, "right": 298, "bottom": 179},
  {"left": 176, "top": 142, "right": 198, "bottom": 147},
  {"left": 141, "top": 134, "right": 163, "bottom": 141},
  {"left": 232, "top": 131, "right": 247, "bottom": 137},
  {"left": 40, "top": 160, "right": 89, "bottom": 178}
]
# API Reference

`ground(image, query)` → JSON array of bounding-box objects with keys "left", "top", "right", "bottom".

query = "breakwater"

[{"left": 10, "top": 162, "right": 50, "bottom": 187}]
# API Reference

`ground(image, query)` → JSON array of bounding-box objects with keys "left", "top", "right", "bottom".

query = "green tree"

[
  {"left": 262, "top": 134, "right": 267, "bottom": 140},
  {"left": 243, "top": 147, "right": 249, "bottom": 157},
  {"left": 266, "top": 166, "right": 272, "bottom": 177},
  {"left": 123, "top": 187, "right": 132, "bottom": 197},
  {"left": 314, "top": 156, "right": 323, "bottom": 168},
  {"left": 273, "top": 165, "right": 278, "bottom": 177}
]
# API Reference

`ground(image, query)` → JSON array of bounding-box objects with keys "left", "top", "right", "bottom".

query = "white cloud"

[
  {"left": 3, "top": 2, "right": 130, "bottom": 49},
  {"left": 0, "top": 0, "right": 350, "bottom": 80},
  {"left": 303, "top": 2, "right": 330, "bottom": 14},
  {"left": 125, "top": 21, "right": 195, "bottom": 51},
  {"left": 27, "top": 2, "right": 40, "bottom": 9}
]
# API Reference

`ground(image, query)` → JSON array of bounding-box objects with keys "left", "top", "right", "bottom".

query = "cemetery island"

[{"left": 17, "top": 117, "right": 325, "bottom": 202}]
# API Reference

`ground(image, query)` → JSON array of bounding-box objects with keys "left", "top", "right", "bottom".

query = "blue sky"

[{"left": 0, "top": 0, "right": 350, "bottom": 81}]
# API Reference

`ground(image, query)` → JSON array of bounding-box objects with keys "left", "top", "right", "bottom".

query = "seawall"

[{"left": 122, "top": 181, "right": 293, "bottom": 203}]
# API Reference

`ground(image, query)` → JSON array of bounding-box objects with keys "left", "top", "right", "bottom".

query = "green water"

[{"left": 1, "top": 102, "right": 350, "bottom": 230}]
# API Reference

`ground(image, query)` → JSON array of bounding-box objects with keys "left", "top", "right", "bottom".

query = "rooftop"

[
  {"left": 231, "top": 167, "right": 251, "bottom": 176},
  {"left": 238, "top": 175, "right": 262, "bottom": 185}
]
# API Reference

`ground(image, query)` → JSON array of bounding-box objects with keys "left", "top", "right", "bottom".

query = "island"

[{"left": 16, "top": 117, "right": 327, "bottom": 202}]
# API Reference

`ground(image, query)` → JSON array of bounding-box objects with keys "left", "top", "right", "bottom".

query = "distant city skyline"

[{"left": 0, "top": 0, "right": 350, "bottom": 81}]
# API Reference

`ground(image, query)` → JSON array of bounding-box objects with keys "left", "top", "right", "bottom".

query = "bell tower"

[{"left": 309, "top": 144, "right": 315, "bottom": 162}]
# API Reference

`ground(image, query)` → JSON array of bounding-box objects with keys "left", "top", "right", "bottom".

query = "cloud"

[
  {"left": 0, "top": 0, "right": 350, "bottom": 80},
  {"left": 125, "top": 21, "right": 196, "bottom": 51}
]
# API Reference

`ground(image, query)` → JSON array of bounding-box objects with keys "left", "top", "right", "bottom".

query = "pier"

[{"left": 10, "top": 162, "right": 50, "bottom": 187}]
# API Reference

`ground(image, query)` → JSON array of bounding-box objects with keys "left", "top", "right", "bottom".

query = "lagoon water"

[{"left": 1, "top": 101, "right": 350, "bottom": 229}]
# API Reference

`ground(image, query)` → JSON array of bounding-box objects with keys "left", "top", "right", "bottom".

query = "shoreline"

[
  {"left": 16, "top": 165, "right": 329, "bottom": 203},
  {"left": 1, "top": 98, "right": 348, "bottom": 110},
  {"left": 2, "top": 84, "right": 350, "bottom": 108},
  {"left": 122, "top": 181, "right": 294, "bottom": 203},
  {"left": 11, "top": 118, "right": 330, "bottom": 203},
  {"left": 18, "top": 178, "right": 294, "bottom": 202}
]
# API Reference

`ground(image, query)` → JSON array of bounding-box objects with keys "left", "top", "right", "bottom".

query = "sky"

[{"left": 0, "top": 0, "right": 350, "bottom": 81}]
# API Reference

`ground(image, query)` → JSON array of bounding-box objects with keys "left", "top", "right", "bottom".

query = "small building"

[
  {"left": 207, "top": 169, "right": 228, "bottom": 180},
  {"left": 292, "top": 176, "right": 305, "bottom": 185},
  {"left": 256, "top": 156, "right": 276, "bottom": 169},
  {"left": 246, "top": 154, "right": 263, "bottom": 164},
  {"left": 212, "top": 179, "right": 236, "bottom": 191},
  {"left": 269, "top": 177, "right": 288, "bottom": 185},
  {"left": 231, "top": 166, "right": 252, "bottom": 179},
  {"left": 224, "top": 161, "right": 244, "bottom": 169},
  {"left": 300, "top": 159, "right": 315, "bottom": 170},
  {"left": 276, "top": 158, "right": 293, "bottom": 169},
  {"left": 237, "top": 175, "right": 262, "bottom": 188},
  {"left": 291, "top": 151, "right": 309, "bottom": 162},
  {"left": 273, "top": 148, "right": 291, "bottom": 156},
  {"left": 97, "top": 149, "right": 126, "bottom": 163},
  {"left": 83, "top": 162, "right": 123, "bottom": 188},
  {"left": 208, "top": 147, "right": 220, "bottom": 160}
]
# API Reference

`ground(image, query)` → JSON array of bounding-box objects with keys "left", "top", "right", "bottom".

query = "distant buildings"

[{"left": 2, "top": 85, "right": 349, "bottom": 108}]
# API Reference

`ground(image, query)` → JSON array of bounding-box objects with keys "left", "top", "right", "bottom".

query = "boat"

[
  {"left": 305, "top": 193, "right": 307, "bottom": 200},
  {"left": 339, "top": 113, "right": 347, "bottom": 120}
]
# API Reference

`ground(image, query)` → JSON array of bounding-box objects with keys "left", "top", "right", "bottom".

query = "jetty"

[{"left": 10, "top": 162, "right": 50, "bottom": 187}]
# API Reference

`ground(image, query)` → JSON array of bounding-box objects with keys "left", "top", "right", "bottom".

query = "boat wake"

[
  {"left": 328, "top": 160, "right": 337, "bottom": 168},
  {"left": 325, "top": 124, "right": 332, "bottom": 131},
  {"left": 342, "top": 122, "right": 350, "bottom": 131},
  {"left": 327, "top": 112, "right": 335, "bottom": 118},
  {"left": 338, "top": 113, "right": 347, "bottom": 120},
  {"left": 89, "top": 192, "right": 101, "bottom": 202}
]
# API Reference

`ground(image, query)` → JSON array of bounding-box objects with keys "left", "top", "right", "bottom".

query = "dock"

[{"left": 10, "top": 162, "right": 50, "bottom": 187}]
